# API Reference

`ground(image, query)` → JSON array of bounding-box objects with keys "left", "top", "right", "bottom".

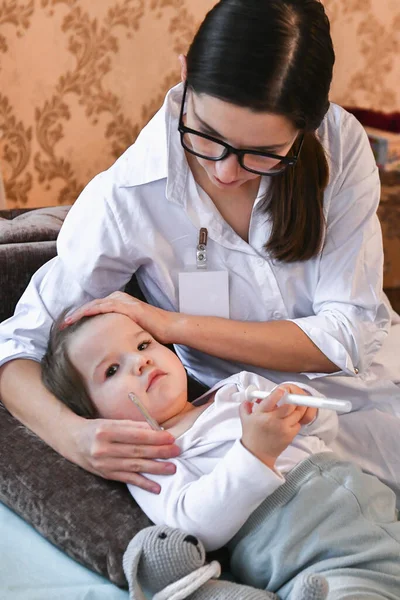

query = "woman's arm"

[
  {"left": 0, "top": 359, "right": 180, "bottom": 491},
  {"left": 0, "top": 172, "right": 181, "bottom": 487},
  {"left": 65, "top": 293, "right": 338, "bottom": 373},
  {"left": 172, "top": 314, "right": 338, "bottom": 373}
]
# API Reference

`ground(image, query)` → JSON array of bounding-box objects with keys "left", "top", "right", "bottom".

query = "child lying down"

[{"left": 42, "top": 311, "right": 400, "bottom": 600}]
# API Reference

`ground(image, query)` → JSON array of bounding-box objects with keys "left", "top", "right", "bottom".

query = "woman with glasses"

[{"left": 0, "top": 0, "right": 399, "bottom": 506}]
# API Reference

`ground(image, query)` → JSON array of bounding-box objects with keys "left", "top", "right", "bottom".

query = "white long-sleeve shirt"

[
  {"left": 0, "top": 83, "right": 390, "bottom": 383},
  {"left": 0, "top": 83, "right": 399, "bottom": 496},
  {"left": 129, "top": 371, "right": 338, "bottom": 551}
]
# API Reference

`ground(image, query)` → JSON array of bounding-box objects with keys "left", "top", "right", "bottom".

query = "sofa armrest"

[{"left": 0, "top": 206, "right": 70, "bottom": 323}]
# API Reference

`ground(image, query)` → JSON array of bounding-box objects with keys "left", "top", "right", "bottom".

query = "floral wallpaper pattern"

[{"left": 0, "top": 0, "right": 399, "bottom": 209}]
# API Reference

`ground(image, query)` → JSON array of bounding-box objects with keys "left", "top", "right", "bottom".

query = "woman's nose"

[{"left": 215, "top": 153, "right": 241, "bottom": 182}]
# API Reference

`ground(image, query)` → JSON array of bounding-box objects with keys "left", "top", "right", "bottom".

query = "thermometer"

[
  {"left": 244, "top": 385, "right": 352, "bottom": 413},
  {"left": 128, "top": 393, "right": 165, "bottom": 430}
]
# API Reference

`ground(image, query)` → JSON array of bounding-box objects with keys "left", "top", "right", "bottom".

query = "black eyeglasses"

[{"left": 178, "top": 82, "right": 304, "bottom": 176}]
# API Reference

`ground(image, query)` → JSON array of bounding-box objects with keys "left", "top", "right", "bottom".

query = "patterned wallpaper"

[{"left": 0, "top": 0, "right": 399, "bottom": 209}]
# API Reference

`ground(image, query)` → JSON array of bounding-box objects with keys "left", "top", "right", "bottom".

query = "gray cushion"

[
  {"left": 0, "top": 206, "right": 70, "bottom": 323},
  {"left": 0, "top": 206, "right": 70, "bottom": 244},
  {"left": 0, "top": 402, "right": 150, "bottom": 587},
  {"left": 0, "top": 205, "right": 151, "bottom": 587}
]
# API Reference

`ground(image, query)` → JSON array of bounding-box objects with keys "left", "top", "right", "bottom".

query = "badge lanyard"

[
  {"left": 178, "top": 228, "right": 230, "bottom": 318},
  {"left": 196, "top": 227, "right": 208, "bottom": 270}
]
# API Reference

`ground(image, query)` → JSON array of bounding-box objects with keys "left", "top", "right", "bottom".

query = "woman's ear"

[{"left": 178, "top": 54, "right": 187, "bottom": 82}]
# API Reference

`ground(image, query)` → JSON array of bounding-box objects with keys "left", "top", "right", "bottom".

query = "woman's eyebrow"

[
  {"left": 191, "top": 106, "right": 290, "bottom": 151},
  {"left": 192, "top": 107, "right": 224, "bottom": 138}
]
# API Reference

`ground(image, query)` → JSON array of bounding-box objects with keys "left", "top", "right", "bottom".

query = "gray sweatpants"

[{"left": 228, "top": 453, "right": 400, "bottom": 599}]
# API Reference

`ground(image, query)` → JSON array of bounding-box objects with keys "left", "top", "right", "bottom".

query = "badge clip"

[{"left": 196, "top": 227, "right": 208, "bottom": 270}]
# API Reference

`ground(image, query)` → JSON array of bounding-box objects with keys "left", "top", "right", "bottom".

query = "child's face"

[{"left": 67, "top": 313, "right": 188, "bottom": 424}]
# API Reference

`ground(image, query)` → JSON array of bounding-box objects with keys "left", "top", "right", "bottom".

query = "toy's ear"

[{"left": 123, "top": 535, "right": 147, "bottom": 600}]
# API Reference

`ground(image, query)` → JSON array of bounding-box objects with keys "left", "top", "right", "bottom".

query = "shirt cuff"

[
  {"left": 289, "top": 318, "right": 359, "bottom": 378},
  {"left": 233, "top": 439, "right": 285, "bottom": 487}
]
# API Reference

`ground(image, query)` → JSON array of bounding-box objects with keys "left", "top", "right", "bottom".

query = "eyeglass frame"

[{"left": 178, "top": 81, "right": 304, "bottom": 176}]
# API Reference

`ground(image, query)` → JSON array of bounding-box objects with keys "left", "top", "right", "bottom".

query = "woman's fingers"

[
  {"left": 74, "top": 418, "right": 181, "bottom": 488},
  {"left": 62, "top": 292, "right": 141, "bottom": 328},
  {"left": 102, "top": 457, "right": 177, "bottom": 477},
  {"left": 95, "top": 441, "right": 181, "bottom": 460},
  {"left": 110, "top": 471, "right": 162, "bottom": 494},
  {"left": 61, "top": 291, "right": 176, "bottom": 344},
  {"left": 92, "top": 419, "right": 176, "bottom": 446}
]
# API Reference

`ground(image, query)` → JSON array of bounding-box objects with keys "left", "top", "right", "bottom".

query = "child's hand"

[
  {"left": 283, "top": 384, "right": 318, "bottom": 425},
  {"left": 239, "top": 384, "right": 316, "bottom": 470}
]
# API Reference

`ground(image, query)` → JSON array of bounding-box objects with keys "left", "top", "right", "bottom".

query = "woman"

[{"left": 0, "top": 0, "right": 399, "bottom": 497}]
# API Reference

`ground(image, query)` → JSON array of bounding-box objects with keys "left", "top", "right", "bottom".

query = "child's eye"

[
  {"left": 137, "top": 340, "right": 151, "bottom": 351},
  {"left": 105, "top": 364, "right": 119, "bottom": 378}
]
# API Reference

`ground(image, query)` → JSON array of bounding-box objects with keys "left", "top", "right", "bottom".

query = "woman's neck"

[{"left": 186, "top": 152, "right": 260, "bottom": 242}]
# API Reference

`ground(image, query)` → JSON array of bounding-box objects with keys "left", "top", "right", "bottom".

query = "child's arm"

[
  {"left": 129, "top": 438, "right": 283, "bottom": 551},
  {"left": 128, "top": 387, "right": 306, "bottom": 551}
]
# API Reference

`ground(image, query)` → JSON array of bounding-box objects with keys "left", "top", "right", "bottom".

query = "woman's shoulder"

[
  {"left": 319, "top": 102, "right": 377, "bottom": 192},
  {"left": 317, "top": 102, "right": 369, "bottom": 159},
  {"left": 86, "top": 83, "right": 183, "bottom": 194},
  {"left": 66, "top": 84, "right": 184, "bottom": 217},
  {"left": 107, "top": 87, "right": 179, "bottom": 188}
]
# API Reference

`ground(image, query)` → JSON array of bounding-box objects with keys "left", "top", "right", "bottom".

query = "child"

[{"left": 42, "top": 312, "right": 400, "bottom": 599}]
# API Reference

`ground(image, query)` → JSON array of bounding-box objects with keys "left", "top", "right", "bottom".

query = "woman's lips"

[{"left": 146, "top": 371, "right": 166, "bottom": 391}]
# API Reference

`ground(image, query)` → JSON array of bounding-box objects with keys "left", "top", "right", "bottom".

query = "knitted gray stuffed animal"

[{"left": 122, "top": 525, "right": 329, "bottom": 600}]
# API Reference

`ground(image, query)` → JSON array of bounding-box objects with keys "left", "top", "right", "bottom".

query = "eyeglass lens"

[{"left": 181, "top": 131, "right": 286, "bottom": 175}]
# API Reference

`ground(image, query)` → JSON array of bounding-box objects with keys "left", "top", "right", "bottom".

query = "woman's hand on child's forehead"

[
  {"left": 62, "top": 291, "right": 178, "bottom": 345},
  {"left": 61, "top": 292, "right": 140, "bottom": 328}
]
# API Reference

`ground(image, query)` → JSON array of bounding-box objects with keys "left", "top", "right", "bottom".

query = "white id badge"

[{"left": 179, "top": 270, "right": 230, "bottom": 318}]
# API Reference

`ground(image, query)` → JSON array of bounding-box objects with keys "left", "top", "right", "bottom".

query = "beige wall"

[
  {"left": 326, "top": 0, "right": 400, "bottom": 112},
  {"left": 0, "top": 0, "right": 399, "bottom": 209}
]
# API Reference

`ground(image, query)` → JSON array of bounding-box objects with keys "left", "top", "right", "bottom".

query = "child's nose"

[{"left": 130, "top": 352, "right": 152, "bottom": 375}]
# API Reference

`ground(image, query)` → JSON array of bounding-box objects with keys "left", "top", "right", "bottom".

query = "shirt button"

[
  {"left": 273, "top": 311, "right": 282, "bottom": 319},
  {"left": 257, "top": 258, "right": 263, "bottom": 266},
  {"left": 354, "top": 367, "right": 359, "bottom": 375}
]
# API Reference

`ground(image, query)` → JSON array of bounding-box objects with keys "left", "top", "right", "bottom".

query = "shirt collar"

[{"left": 117, "top": 82, "right": 189, "bottom": 206}]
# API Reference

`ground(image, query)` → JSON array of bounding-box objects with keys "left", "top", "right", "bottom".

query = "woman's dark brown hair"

[
  {"left": 41, "top": 311, "right": 97, "bottom": 418},
  {"left": 186, "top": 0, "right": 334, "bottom": 261}
]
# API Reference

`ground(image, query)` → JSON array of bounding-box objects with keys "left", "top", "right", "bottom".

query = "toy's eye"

[{"left": 158, "top": 532, "right": 167, "bottom": 539}]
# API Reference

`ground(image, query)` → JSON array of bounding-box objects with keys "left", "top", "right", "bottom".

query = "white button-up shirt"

[
  {"left": 1, "top": 83, "right": 400, "bottom": 498},
  {"left": 0, "top": 83, "right": 391, "bottom": 385}
]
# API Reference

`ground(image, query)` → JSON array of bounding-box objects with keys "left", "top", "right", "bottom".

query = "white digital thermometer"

[{"left": 245, "top": 385, "right": 352, "bottom": 413}]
